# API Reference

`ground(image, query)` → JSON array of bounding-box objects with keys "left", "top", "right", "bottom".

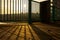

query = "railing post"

[{"left": 28, "top": 0, "right": 32, "bottom": 24}]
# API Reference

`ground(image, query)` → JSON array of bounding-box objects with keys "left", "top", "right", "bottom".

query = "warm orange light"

[{"left": 34, "top": 0, "right": 47, "bottom": 2}]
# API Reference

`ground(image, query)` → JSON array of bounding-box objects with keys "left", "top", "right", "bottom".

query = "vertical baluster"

[
  {"left": 13, "top": 0, "right": 15, "bottom": 21},
  {"left": 18, "top": 0, "right": 19, "bottom": 21},
  {"left": 0, "top": 0, "right": 1, "bottom": 21},
  {"left": 20, "top": 0, "right": 21, "bottom": 21},
  {"left": 22, "top": 0, "right": 23, "bottom": 21},
  {"left": 13, "top": 0, "right": 14, "bottom": 21},
  {"left": 19, "top": 0, "right": 20, "bottom": 21},
  {"left": 15, "top": 0, "right": 16, "bottom": 21},
  {"left": 4, "top": 0, "right": 5, "bottom": 21},
  {"left": 10, "top": 0, "right": 11, "bottom": 21},
  {"left": 7, "top": 0, "right": 8, "bottom": 21},
  {"left": 1, "top": 0, "right": 2, "bottom": 21},
  {"left": 21, "top": 0, "right": 22, "bottom": 21}
]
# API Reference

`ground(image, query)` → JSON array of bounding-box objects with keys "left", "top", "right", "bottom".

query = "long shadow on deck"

[{"left": 29, "top": 24, "right": 55, "bottom": 40}]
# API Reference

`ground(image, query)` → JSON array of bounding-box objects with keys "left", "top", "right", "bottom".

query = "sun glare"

[{"left": 24, "top": 4, "right": 26, "bottom": 8}]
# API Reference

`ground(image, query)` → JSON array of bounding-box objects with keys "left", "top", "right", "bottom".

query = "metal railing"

[
  {"left": 1, "top": 0, "right": 28, "bottom": 22},
  {"left": 0, "top": 0, "right": 40, "bottom": 22}
]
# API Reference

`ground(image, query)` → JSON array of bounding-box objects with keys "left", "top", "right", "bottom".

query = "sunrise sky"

[{"left": 2, "top": 0, "right": 47, "bottom": 14}]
